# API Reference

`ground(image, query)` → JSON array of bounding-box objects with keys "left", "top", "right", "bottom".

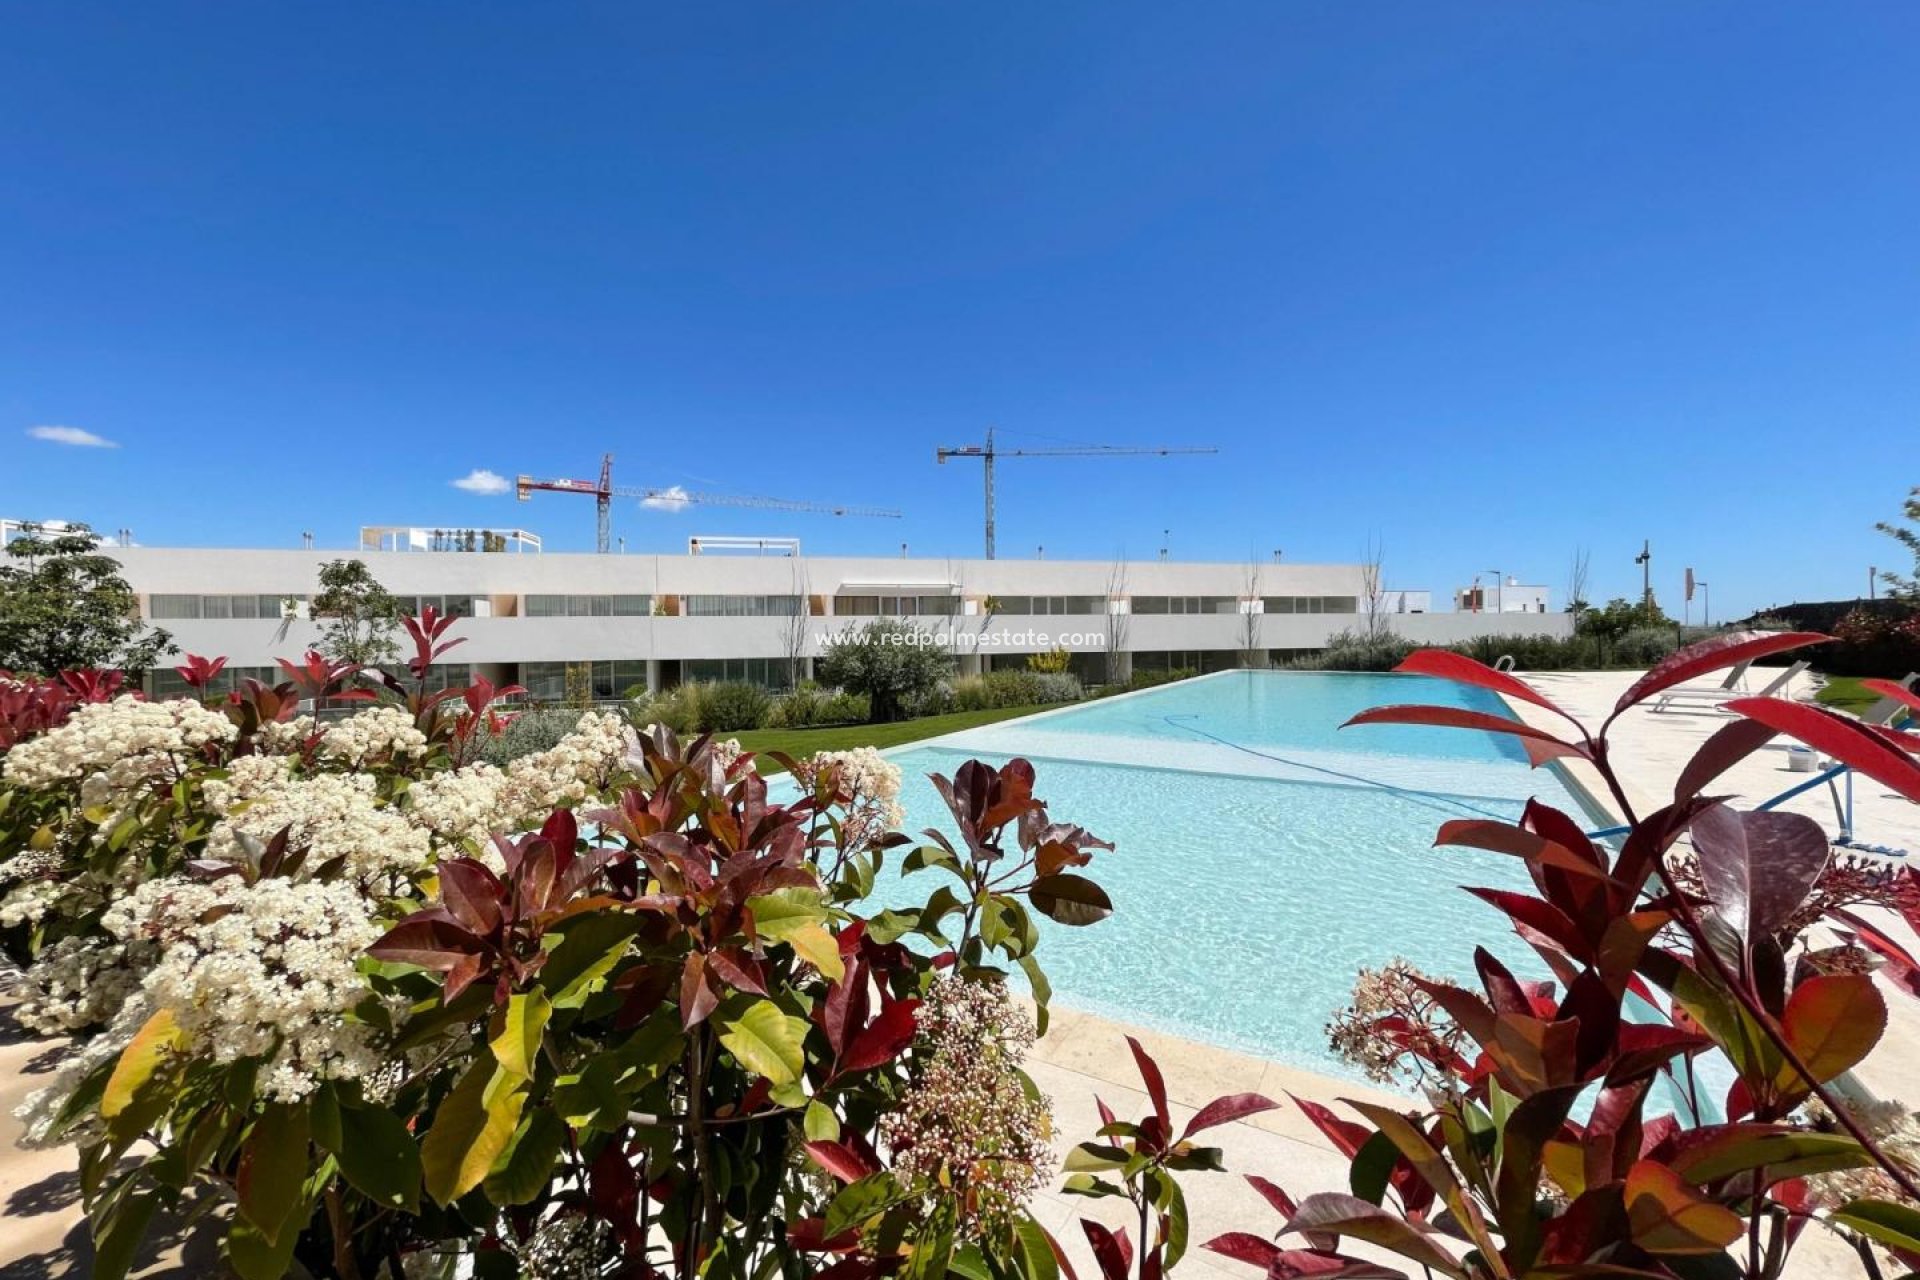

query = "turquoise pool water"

[{"left": 873, "top": 671, "right": 1605, "bottom": 1083}]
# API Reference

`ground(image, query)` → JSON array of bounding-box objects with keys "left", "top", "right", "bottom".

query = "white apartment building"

[
  {"left": 106, "top": 536, "right": 1572, "bottom": 700},
  {"left": 1455, "top": 578, "right": 1553, "bottom": 614}
]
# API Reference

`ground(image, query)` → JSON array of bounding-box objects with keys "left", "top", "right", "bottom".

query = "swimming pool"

[{"left": 872, "top": 670, "right": 1606, "bottom": 1084}]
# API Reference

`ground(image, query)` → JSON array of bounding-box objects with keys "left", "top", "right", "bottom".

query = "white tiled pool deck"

[{"left": 1, "top": 666, "right": 1909, "bottom": 1277}]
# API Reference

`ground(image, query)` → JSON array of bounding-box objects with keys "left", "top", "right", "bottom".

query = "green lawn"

[
  {"left": 730, "top": 703, "right": 1055, "bottom": 773},
  {"left": 1814, "top": 674, "right": 1881, "bottom": 715}
]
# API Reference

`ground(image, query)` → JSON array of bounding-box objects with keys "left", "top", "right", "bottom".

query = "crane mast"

[{"left": 934, "top": 426, "right": 1218, "bottom": 558}]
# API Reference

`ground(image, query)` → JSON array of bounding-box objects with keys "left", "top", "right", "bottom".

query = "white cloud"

[
  {"left": 451, "top": 468, "right": 511, "bottom": 495},
  {"left": 27, "top": 425, "right": 117, "bottom": 448},
  {"left": 641, "top": 485, "right": 691, "bottom": 513}
]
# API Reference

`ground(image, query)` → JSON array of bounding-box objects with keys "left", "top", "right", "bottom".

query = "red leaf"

[
  {"left": 680, "top": 953, "right": 720, "bottom": 1029},
  {"left": 1345, "top": 705, "right": 1587, "bottom": 765},
  {"left": 1464, "top": 888, "right": 1588, "bottom": 959},
  {"left": 841, "top": 998, "right": 920, "bottom": 1073},
  {"left": 1435, "top": 820, "right": 1609, "bottom": 880},
  {"left": 1081, "top": 1221, "right": 1133, "bottom": 1280},
  {"left": 1725, "top": 697, "right": 1920, "bottom": 803},
  {"left": 1689, "top": 805, "right": 1830, "bottom": 945},
  {"left": 1127, "top": 1036, "right": 1172, "bottom": 1138},
  {"left": 708, "top": 948, "right": 769, "bottom": 996},
  {"left": 1202, "top": 1233, "right": 1280, "bottom": 1267},
  {"left": 823, "top": 960, "right": 870, "bottom": 1055},
  {"left": 1674, "top": 718, "right": 1779, "bottom": 804},
  {"left": 367, "top": 916, "right": 484, "bottom": 969},
  {"left": 1393, "top": 650, "right": 1574, "bottom": 720},
  {"left": 1182, "top": 1092, "right": 1280, "bottom": 1140},
  {"left": 436, "top": 859, "right": 505, "bottom": 937},
  {"left": 1287, "top": 1095, "right": 1373, "bottom": 1159},
  {"left": 1781, "top": 973, "right": 1886, "bottom": 1088},
  {"left": 1247, "top": 1174, "right": 1297, "bottom": 1219},
  {"left": 803, "top": 1140, "right": 878, "bottom": 1184},
  {"left": 1613, "top": 632, "right": 1827, "bottom": 718},
  {"left": 1862, "top": 678, "right": 1920, "bottom": 715},
  {"left": 1835, "top": 911, "right": 1920, "bottom": 999}
]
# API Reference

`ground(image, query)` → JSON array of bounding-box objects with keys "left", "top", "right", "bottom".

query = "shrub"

[
  {"left": 697, "top": 679, "right": 772, "bottom": 731},
  {"left": 949, "top": 670, "right": 1083, "bottom": 711},
  {"left": 1025, "top": 645, "right": 1071, "bottom": 673},
  {"left": 477, "top": 706, "right": 587, "bottom": 766},
  {"left": 821, "top": 688, "right": 870, "bottom": 723},
  {"left": 1124, "top": 666, "right": 1197, "bottom": 691},
  {"left": 817, "top": 619, "right": 952, "bottom": 722},
  {"left": 0, "top": 613, "right": 1120, "bottom": 1280},
  {"left": 634, "top": 681, "right": 703, "bottom": 735}
]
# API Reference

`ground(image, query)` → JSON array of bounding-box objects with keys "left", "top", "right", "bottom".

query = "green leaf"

[
  {"left": 483, "top": 1108, "right": 568, "bottom": 1206},
  {"left": 89, "top": 1183, "right": 160, "bottom": 1280},
  {"left": 328, "top": 1100, "right": 422, "bottom": 1212},
  {"left": 803, "top": 1100, "right": 841, "bottom": 1143},
  {"left": 488, "top": 989, "right": 552, "bottom": 1081},
  {"left": 824, "top": 1172, "right": 907, "bottom": 1238},
  {"left": 226, "top": 1212, "right": 303, "bottom": 1280},
  {"left": 238, "top": 1102, "right": 311, "bottom": 1246},
  {"left": 1012, "top": 1215, "right": 1061, "bottom": 1280},
  {"left": 1832, "top": 1199, "right": 1920, "bottom": 1254},
  {"left": 746, "top": 888, "right": 827, "bottom": 943},
  {"left": 101, "top": 1008, "right": 186, "bottom": 1120},
  {"left": 715, "top": 998, "right": 809, "bottom": 1087},
  {"left": 540, "top": 912, "right": 642, "bottom": 1009},
  {"left": 784, "top": 922, "right": 845, "bottom": 982},
  {"left": 1027, "top": 873, "right": 1113, "bottom": 926},
  {"left": 1062, "top": 1142, "right": 1128, "bottom": 1172},
  {"left": 421, "top": 1058, "right": 528, "bottom": 1206}
]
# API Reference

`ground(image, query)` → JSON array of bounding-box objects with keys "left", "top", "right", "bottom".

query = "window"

[
  {"left": 834, "top": 593, "right": 956, "bottom": 617},
  {"left": 522, "top": 594, "right": 650, "bottom": 617},
  {"left": 683, "top": 595, "right": 802, "bottom": 617},
  {"left": 1131, "top": 596, "right": 1236, "bottom": 616},
  {"left": 149, "top": 595, "right": 202, "bottom": 619},
  {"left": 681, "top": 657, "right": 791, "bottom": 689}
]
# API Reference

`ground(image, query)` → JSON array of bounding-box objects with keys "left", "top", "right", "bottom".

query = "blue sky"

[{"left": 2, "top": 4, "right": 1914, "bottom": 619}]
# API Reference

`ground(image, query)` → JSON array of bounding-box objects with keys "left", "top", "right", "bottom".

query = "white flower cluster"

[
  {"left": 12, "top": 994, "right": 155, "bottom": 1149},
  {"left": 2, "top": 695, "right": 236, "bottom": 792},
  {"left": 105, "top": 875, "right": 387, "bottom": 1102},
  {"left": 318, "top": 705, "right": 430, "bottom": 765},
  {"left": 14, "top": 935, "right": 149, "bottom": 1035},
  {"left": 259, "top": 714, "right": 319, "bottom": 755},
  {"left": 406, "top": 713, "right": 633, "bottom": 851},
  {"left": 0, "top": 877, "right": 65, "bottom": 929},
  {"left": 207, "top": 770, "right": 432, "bottom": 884},
  {"left": 498, "top": 711, "right": 631, "bottom": 820},
  {"left": 0, "top": 847, "right": 61, "bottom": 886},
  {"left": 405, "top": 761, "right": 510, "bottom": 848},
  {"left": 802, "top": 746, "right": 905, "bottom": 851},
  {"left": 202, "top": 752, "right": 297, "bottom": 814}
]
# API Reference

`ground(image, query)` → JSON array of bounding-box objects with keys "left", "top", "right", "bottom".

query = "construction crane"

[
  {"left": 935, "top": 426, "right": 1219, "bottom": 558},
  {"left": 515, "top": 454, "right": 902, "bottom": 553}
]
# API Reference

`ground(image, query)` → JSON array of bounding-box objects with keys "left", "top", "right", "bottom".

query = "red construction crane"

[{"left": 515, "top": 454, "right": 902, "bottom": 553}]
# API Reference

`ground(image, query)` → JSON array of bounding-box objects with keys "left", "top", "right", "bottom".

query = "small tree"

[
  {"left": 0, "top": 523, "right": 173, "bottom": 676},
  {"left": 1566, "top": 545, "right": 1592, "bottom": 619},
  {"left": 1876, "top": 485, "right": 1920, "bottom": 601},
  {"left": 1359, "top": 535, "right": 1389, "bottom": 648},
  {"left": 781, "top": 561, "right": 811, "bottom": 689},
  {"left": 818, "top": 618, "right": 950, "bottom": 722},
  {"left": 310, "top": 558, "right": 402, "bottom": 666},
  {"left": 1103, "top": 556, "right": 1130, "bottom": 686}
]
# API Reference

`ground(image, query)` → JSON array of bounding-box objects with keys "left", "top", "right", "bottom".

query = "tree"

[
  {"left": 1565, "top": 546, "right": 1591, "bottom": 619},
  {"left": 0, "top": 522, "right": 173, "bottom": 676},
  {"left": 1579, "top": 594, "right": 1675, "bottom": 643},
  {"left": 1358, "top": 534, "right": 1389, "bottom": 648},
  {"left": 817, "top": 618, "right": 950, "bottom": 722},
  {"left": 1103, "top": 556, "right": 1130, "bottom": 686},
  {"left": 1876, "top": 485, "right": 1920, "bottom": 601},
  {"left": 780, "top": 561, "right": 811, "bottom": 689},
  {"left": 310, "top": 558, "right": 403, "bottom": 666}
]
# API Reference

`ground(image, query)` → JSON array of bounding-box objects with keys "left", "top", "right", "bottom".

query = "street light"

[
  {"left": 1697, "top": 581, "right": 1710, "bottom": 628},
  {"left": 1487, "top": 569, "right": 1502, "bottom": 615}
]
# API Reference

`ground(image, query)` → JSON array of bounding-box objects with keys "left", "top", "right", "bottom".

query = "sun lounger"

[{"left": 1652, "top": 660, "right": 1805, "bottom": 713}]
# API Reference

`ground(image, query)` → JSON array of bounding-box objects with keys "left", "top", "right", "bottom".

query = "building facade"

[{"left": 107, "top": 542, "right": 1574, "bottom": 700}]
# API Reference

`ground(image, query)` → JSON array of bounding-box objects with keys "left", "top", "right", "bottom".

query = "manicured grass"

[
  {"left": 730, "top": 704, "right": 1056, "bottom": 773},
  {"left": 1814, "top": 674, "right": 1880, "bottom": 715}
]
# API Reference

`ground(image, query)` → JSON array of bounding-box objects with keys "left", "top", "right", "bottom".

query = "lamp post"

[
  {"left": 1487, "top": 569, "right": 1502, "bottom": 615},
  {"left": 1697, "top": 581, "right": 1710, "bottom": 628}
]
